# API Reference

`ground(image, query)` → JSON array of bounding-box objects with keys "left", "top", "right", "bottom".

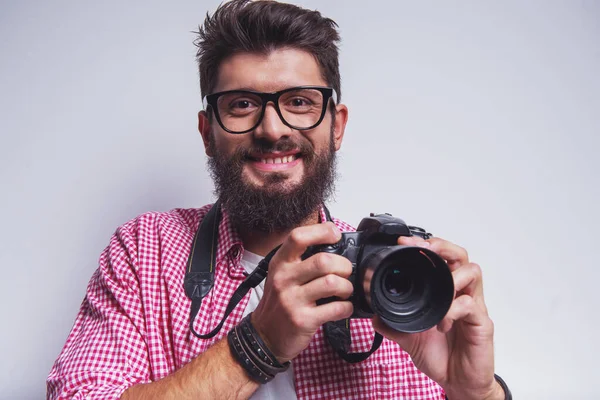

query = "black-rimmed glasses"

[{"left": 202, "top": 86, "right": 337, "bottom": 134}]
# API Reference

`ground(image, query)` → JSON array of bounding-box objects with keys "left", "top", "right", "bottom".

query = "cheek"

[
  {"left": 308, "top": 132, "right": 333, "bottom": 155},
  {"left": 212, "top": 132, "right": 247, "bottom": 156}
]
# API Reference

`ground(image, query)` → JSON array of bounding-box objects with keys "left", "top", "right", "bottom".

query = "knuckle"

[
  {"left": 459, "top": 294, "right": 475, "bottom": 309},
  {"left": 289, "top": 310, "right": 308, "bottom": 330},
  {"left": 323, "top": 274, "right": 337, "bottom": 289},
  {"left": 463, "top": 296, "right": 475, "bottom": 310},
  {"left": 469, "top": 263, "right": 482, "bottom": 279},
  {"left": 315, "top": 252, "right": 334, "bottom": 271},
  {"left": 429, "top": 237, "right": 443, "bottom": 246},
  {"left": 270, "top": 273, "right": 287, "bottom": 292},
  {"left": 288, "top": 229, "right": 306, "bottom": 247}
]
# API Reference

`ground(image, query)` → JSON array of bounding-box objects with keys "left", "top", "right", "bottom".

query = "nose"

[{"left": 253, "top": 102, "right": 291, "bottom": 142}]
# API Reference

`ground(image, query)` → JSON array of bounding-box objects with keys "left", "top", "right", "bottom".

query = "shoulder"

[
  {"left": 331, "top": 216, "right": 356, "bottom": 233},
  {"left": 115, "top": 204, "right": 214, "bottom": 240}
]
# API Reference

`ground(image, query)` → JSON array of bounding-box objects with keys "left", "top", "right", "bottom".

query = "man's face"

[{"left": 199, "top": 48, "right": 348, "bottom": 233}]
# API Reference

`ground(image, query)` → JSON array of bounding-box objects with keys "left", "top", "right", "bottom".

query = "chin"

[{"left": 243, "top": 171, "right": 303, "bottom": 191}]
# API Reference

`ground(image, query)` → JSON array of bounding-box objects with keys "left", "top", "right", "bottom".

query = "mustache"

[{"left": 234, "top": 138, "right": 314, "bottom": 159}]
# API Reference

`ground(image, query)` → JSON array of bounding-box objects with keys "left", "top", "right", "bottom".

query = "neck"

[{"left": 237, "top": 210, "right": 321, "bottom": 257}]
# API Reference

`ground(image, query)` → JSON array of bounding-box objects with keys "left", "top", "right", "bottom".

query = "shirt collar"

[{"left": 215, "top": 204, "right": 332, "bottom": 278}]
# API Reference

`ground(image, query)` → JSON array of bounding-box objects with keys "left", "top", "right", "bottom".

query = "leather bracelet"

[
  {"left": 227, "top": 326, "right": 273, "bottom": 384},
  {"left": 240, "top": 314, "right": 290, "bottom": 370},
  {"left": 444, "top": 374, "right": 512, "bottom": 400},
  {"left": 493, "top": 374, "right": 512, "bottom": 400},
  {"left": 227, "top": 314, "right": 290, "bottom": 384},
  {"left": 236, "top": 324, "right": 287, "bottom": 378}
]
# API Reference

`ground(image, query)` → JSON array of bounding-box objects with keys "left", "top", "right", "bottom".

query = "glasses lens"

[
  {"left": 216, "top": 91, "right": 263, "bottom": 133},
  {"left": 279, "top": 88, "right": 325, "bottom": 129}
]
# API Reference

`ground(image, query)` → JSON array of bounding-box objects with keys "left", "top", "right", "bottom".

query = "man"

[{"left": 47, "top": 1, "right": 510, "bottom": 399}]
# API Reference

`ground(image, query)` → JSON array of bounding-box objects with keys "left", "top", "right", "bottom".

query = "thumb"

[{"left": 372, "top": 316, "right": 418, "bottom": 355}]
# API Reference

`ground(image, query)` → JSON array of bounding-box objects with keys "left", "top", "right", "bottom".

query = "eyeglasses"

[{"left": 202, "top": 86, "right": 337, "bottom": 134}]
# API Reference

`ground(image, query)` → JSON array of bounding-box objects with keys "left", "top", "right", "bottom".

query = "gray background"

[{"left": 1, "top": 0, "right": 599, "bottom": 399}]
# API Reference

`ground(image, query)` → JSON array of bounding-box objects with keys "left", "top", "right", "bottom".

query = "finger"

[
  {"left": 301, "top": 273, "right": 354, "bottom": 303},
  {"left": 294, "top": 252, "right": 353, "bottom": 284},
  {"left": 372, "top": 315, "right": 420, "bottom": 355},
  {"left": 437, "top": 294, "right": 488, "bottom": 334},
  {"left": 427, "top": 237, "right": 469, "bottom": 269},
  {"left": 452, "top": 262, "right": 484, "bottom": 298},
  {"left": 275, "top": 222, "right": 341, "bottom": 263},
  {"left": 398, "top": 235, "right": 429, "bottom": 247},
  {"left": 312, "top": 299, "right": 354, "bottom": 325}
]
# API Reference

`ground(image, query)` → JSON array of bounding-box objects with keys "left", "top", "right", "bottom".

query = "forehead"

[{"left": 214, "top": 48, "right": 328, "bottom": 93}]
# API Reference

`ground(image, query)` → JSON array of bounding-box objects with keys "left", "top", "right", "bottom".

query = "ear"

[
  {"left": 332, "top": 103, "right": 348, "bottom": 151},
  {"left": 198, "top": 110, "right": 213, "bottom": 157}
]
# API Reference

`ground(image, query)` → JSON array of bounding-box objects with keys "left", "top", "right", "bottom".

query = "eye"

[
  {"left": 290, "top": 98, "right": 310, "bottom": 107},
  {"left": 231, "top": 100, "right": 252, "bottom": 109},
  {"left": 221, "top": 95, "right": 261, "bottom": 115}
]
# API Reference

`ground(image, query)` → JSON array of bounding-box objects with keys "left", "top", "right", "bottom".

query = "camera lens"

[
  {"left": 383, "top": 268, "right": 413, "bottom": 297},
  {"left": 360, "top": 245, "right": 454, "bottom": 333},
  {"left": 383, "top": 267, "right": 424, "bottom": 302}
]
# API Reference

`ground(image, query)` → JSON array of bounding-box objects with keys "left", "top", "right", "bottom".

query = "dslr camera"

[{"left": 304, "top": 213, "right": 455, "bottom": 333}]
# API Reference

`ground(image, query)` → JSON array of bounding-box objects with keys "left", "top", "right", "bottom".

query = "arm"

[
  {"left": 124, "top": 222, "right": 353, "bottom": 398},
  {"left": 120, "top": 338, "right": 258, "bottom": 400},
  {"left": 47, "top": 223, "right": 259, "bottom": 400}
]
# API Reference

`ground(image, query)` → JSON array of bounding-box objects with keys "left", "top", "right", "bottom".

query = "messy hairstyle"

[{"left": 194, "top": 0, "right": 342, "bottom": 102}]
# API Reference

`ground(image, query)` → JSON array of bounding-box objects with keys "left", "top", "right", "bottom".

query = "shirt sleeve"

[{"left": 47, "top": 222, "right": 150, "bottom": 400}]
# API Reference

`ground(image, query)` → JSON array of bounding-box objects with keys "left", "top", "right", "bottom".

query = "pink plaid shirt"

[{"left": 47, "top": 204, "right": 446, "bottom": 399}]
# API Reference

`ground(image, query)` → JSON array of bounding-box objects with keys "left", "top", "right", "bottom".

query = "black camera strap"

[
  {"left": 183, "top": 199, "right": 280, "bottom": 339},
  {"left": 183, "top": 201, "right": 383, "bottom": 363}
]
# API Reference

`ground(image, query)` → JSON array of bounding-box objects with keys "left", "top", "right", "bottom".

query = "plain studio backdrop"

[{"left": 1, "top": 0, "right": 598, "bottom": 399}]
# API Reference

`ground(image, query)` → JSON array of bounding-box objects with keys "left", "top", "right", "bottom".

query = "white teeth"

[{"left": 259, "top": 155, "right": 297, "bottom": 164}]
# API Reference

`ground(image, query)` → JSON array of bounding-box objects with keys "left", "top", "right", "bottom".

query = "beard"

[{"left": 206, "top": 129, "right": 337, "bottom": 234}]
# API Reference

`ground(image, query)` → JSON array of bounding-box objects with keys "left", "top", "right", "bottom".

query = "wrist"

[
  {"left": 228, "top": 313, "right": 290, "bottom": 384},
  {"left": 482, "top": 380, "right": 506, "bottom": 400},
  {"left": 445, "top": 375, "right": 510, "bottom": 400}
]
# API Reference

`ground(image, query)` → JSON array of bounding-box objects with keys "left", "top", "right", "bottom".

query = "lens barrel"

[{"left": 361, "top": 245, "right": 454, "bottom": 333}]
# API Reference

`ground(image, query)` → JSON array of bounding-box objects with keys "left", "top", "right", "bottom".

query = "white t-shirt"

[{"left": 240, "top": 249, "right": 297, "bottom": 400}]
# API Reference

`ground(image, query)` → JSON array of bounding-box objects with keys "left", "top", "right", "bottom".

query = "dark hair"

[{"left": 194, "top": 0, "right": 342, "bottom": 102}]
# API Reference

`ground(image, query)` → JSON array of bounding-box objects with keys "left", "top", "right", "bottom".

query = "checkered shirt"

[{"left": 46, "top": 204, "right": 446, "bottom": 399}]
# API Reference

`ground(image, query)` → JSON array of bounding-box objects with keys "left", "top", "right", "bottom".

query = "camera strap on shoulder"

[
  {"left": 183, "top": 199, "right": 281, "bottom": 339},
  {"left": 183, "top": 201, "right": 382, "bottom": 362}
]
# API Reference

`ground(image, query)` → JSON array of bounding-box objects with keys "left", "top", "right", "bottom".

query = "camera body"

[{"left": 304, "top": 213, "right": 454, "bottom": 333}]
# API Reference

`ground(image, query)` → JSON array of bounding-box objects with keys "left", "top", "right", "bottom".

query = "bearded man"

[{"left": 47, "top": 1, "right": 510, "bottom": 399}]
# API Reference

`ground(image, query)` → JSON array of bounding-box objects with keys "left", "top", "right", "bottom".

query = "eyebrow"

[{"left": 218, "top": 85, "right": 312, "bottom": 93}]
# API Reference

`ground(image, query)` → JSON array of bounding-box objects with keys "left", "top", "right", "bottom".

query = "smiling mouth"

[{"left": 247, "top": 153, "right": 301, "bottom": 164}]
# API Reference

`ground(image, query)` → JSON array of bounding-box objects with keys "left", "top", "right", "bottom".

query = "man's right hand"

[{"left": 251, "top": 222, "right": 355, "bottom": 364}]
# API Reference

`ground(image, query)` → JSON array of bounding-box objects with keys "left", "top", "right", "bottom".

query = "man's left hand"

[{"left": 372, "top": 236, "right": 504, "bottom": 400}]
